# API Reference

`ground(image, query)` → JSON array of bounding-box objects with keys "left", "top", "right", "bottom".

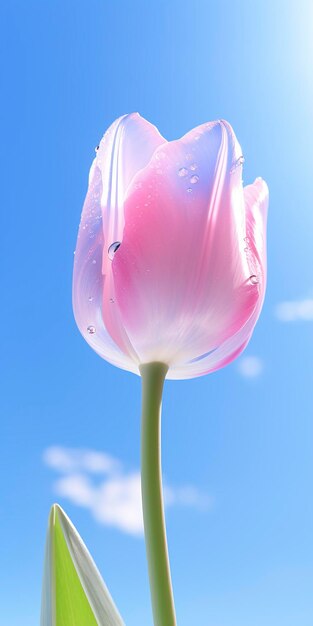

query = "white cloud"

[
  {"left": 275, "top": 298, "right": 313, "bottom": 322},
  {"left": 237, "top": 356, "right": 263, "bottom": 378},
  {"left": 43, "top": 446, "right": 120, "bottom": 474},
  {"left": 164, "top": 485, "right": 211, "bottom": 509},
  {"left": 44, "top": 447, "right": 210, "bottom": 536},
  {"left": 93, "top": 473, "right": 144, "bottom": 534},
  {"left": 54, "top": 472, "right": 144, "bottom": 534},
  {"left": 54, "top": 474, "right": 95, "bottom": 507}
]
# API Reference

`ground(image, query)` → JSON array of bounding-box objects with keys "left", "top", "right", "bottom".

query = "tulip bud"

[{"left": 73, "top": 114, "right": 268, "bottom": 378}]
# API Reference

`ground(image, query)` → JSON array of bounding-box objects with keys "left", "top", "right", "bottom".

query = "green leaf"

[{"left": 41, "top": 504, "right": 125, "bottom": 626}]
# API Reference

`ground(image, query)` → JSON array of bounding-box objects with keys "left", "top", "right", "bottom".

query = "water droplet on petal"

[
  {"left": 190, "top": 175, "right": 199, "bottom": 184},
  {"left": 95, "top": 145, "right": 99, "bottom": 153},
  {"left": 244, "top": 247, "right": 250, "bottom": 253},
  {"left": 92, "top": 259, "right": 97, "bottom": 264},
  {"left": 187, "top": 188, "right": 193, "bottom": 193},
  {"left": 108, "top": 241, "right": 121, "bottom": 260},
  {"left": 190, "top": 163, "right": 197, "bottom": 171},
  {"left": 178, "top": 167, "right": 188, "bottom": 177},
  {"left": 231, "top": 155, "right": 245, "bottom": 172},
  {"left": 88, "top": 296, "right": 93, "bottom": 302},
  {"left": 109, "top": 297, "right": 115, "bottom": 303},
  {"left": 87, "top": 325, "right": 96, "bottom": 334},
  {"left": 249, "top": 275, "right": 259, "bottom": 285},
  {"left": 244, "top": 236, "right": 250, "bottom": 243}
]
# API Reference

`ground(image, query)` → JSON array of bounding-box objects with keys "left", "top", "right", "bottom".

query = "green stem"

[{"left": 140, "top": 362, "right": 177, "bottom": 626}]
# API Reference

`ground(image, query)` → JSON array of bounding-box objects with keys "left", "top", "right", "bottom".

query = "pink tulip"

[{"left": 73, "top": 113, "right": 268, "bottom": 379}]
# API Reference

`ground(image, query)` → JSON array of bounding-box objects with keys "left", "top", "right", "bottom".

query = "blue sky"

[{"left": 1, "top": 1, "right": 313, "bottom": 625}]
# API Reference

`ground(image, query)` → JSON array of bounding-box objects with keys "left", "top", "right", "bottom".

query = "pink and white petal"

[
  {"left": 244, "top": 177, "right": 269, "bottom": 286},
  {"left": 168, "top": 304, "right": 258, "bottom": 379},
  {"left": 72, "top": 163, "right": 138, "bottom": 372},
  {"left": 99, "top": 114, "right": 167, "bottom": 357},
  {"left": 97, "top": 113, "right": 166, "bottom": 247},
  {"left": 73, "top": 114, "right": 166, "bottom": 368},
  {"left": 112, "top": 121, "right": 260, "bottom": 366},
  {"left": 169, "top": 178, "right": 269, "bottom": 379}
]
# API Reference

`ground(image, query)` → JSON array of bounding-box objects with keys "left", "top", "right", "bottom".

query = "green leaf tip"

[{"left": 41, "top": 504, "right": 125, "bottom": 626}]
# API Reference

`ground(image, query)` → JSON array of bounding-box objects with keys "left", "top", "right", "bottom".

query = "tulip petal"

[
  {"left": 112, "top": 120, "right": 262, "bottom": 370},
  {"left": 41, "top": 504, "right": 125, "bottom": 626},
  {"left": 73, "top": 113, "right": 166, "bottom": 372},
  {"left": 244, "top": 177, "right": 268, "bottom": 280},
  {"left": 169, "top": 177, "right": 268, "bottom": 379},
  {"left": 97, "top": 113, "right": 166, "bottom": 247}
]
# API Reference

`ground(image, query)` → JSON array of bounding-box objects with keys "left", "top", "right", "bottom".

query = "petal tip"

[
  {"left": 218, "top": 119, "right": 243, "bottom": 167},
  {"left": 255, "top": 176, "right": 269, "bottom": 191},
  {"left": 253, "top": 176, "right": 269, "bottom": 207}
]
